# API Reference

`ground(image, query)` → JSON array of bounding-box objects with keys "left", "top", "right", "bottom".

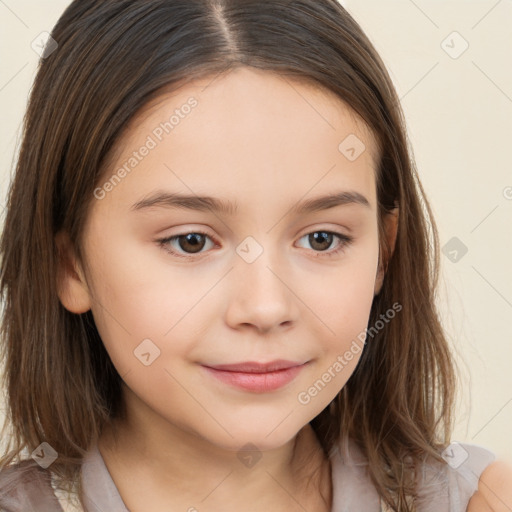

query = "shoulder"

[
  {"left": 0, "top": 458, "right": 63, "bottom": 511},
  {"left": 414, "top": 441, "right": 497, "bottom": 511},
  {"left": 467, "top": 460, "right": 512, "bottom": 512}
]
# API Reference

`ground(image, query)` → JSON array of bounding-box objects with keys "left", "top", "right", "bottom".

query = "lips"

[
  {"left": 200, "top": 361, "right": 308, "bottom": 392},
  {"left": 203, "top": 359, "right": 305, "bottom": 373}
]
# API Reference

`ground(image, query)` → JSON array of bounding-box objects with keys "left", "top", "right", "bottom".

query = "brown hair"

[{"left": 0, "top": 0, "right": 456, "bottom": 509}]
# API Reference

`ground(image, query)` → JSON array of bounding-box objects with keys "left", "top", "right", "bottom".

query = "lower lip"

[{"left": 201, "top": 363, "right": 307, "bottom": 392}]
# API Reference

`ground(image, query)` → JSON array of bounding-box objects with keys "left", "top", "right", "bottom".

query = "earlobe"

[
  {"left": 55, "top": 231, "right": 92, "bottom": 314},
  {"left": 374, "top": 207, "right": 399, "bottom": 296}
]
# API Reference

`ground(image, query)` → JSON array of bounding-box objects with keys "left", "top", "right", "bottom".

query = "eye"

[
  {"left": 156, "top": 229, "right": 353, "bottom": 260},
  {"left": 157, "top": 230, "right": 216, "bottom": 259},
  {"left": 296, "top": 230, "right": 353, "bottom": 257}
]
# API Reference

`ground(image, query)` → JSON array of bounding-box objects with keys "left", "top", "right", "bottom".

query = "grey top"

[{"left": 0, "top": 439, "right": 496, "bottom": 511}]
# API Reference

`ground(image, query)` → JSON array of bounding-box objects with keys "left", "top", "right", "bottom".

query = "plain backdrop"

[{"left": 0, "top": 1, "right": 511, "bottom": 461}]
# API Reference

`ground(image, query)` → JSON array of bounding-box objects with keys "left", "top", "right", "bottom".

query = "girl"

[{"left": 0, "top": 1, "right": 510, "bottom": 511}]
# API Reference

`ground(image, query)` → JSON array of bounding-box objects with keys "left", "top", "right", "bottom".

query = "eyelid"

[
  {"left": 156, "top": 226, "right": 354, "bottom": 260},
  {"left": 156, "top": 228, "right": 218, "bottom": 260},
  {"left": 295, "top": 230, "right": 353, "bottom": 257},
  {"left": 295, "top": 222, "right": 352, "bottom": 239}
]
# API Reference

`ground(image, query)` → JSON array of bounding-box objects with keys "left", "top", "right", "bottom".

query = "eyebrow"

[{"left": 130, "top": 190, "right": 371, "bottom": 215}]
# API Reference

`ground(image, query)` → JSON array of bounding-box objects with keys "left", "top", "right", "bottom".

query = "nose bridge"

[
  {"left": 225, "top": 233, "right": 296, "bottom": 331},
  {"left": 236, "top": 233, "right": 287, "bottom": 298}
]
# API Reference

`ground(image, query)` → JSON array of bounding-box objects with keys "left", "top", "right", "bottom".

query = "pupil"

[
  {"left": 310, "top": 232, "right": 332, "bottom": 251},
  {"left": 177, "top": 232, "right": 333, "bottom": 254},
  {"left": 180, "top": 233, "right": 205, "bottom": 253}
]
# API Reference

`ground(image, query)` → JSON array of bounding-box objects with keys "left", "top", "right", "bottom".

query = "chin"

[{"left": 202, "top": 424, "right": 304, "bottom": 453}]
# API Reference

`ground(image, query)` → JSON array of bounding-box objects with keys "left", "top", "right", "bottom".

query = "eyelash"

[{"left": 156, "top": 229, "right": 354, "bottom": 260}]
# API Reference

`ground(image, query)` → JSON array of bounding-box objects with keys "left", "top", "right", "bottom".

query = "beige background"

[{"left": 0, "top": 1, "right": 511, "bottom": 461}]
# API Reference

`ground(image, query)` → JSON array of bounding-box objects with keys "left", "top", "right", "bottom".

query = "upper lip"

[{"left": 203, "top": 359, "right": 307, "bottom": 373}]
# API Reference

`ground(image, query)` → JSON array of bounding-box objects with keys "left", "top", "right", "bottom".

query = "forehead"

[
  {"left": 129, "top": 67, "right": 377, "bottom": 152},
  {"left": 100, "top": 67, "right": 379, "bottom": 210}
]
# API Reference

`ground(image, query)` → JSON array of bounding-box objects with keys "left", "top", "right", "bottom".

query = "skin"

[
  {"left": 56, "top": 66, "right": 400, "bottom": 511},
  {"left": 467, "top": 460, "right": 512, "bottom": 512}
]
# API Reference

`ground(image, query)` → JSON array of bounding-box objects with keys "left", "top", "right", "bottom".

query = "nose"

[{"left": 224, "top": 245, "right": 299, "bottom": 334}]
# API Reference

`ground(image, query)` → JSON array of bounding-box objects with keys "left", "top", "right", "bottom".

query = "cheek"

[
  {"left": 293, "top": 250, "right": 379, "bottom": 409},
  {"left": 84, "top": 232, "right": 223, "bottom": 376},
  {"left": 293, "top": 236, "right": 379, "bottom": 330},
  {"left": 81, "top": 231, "right": 176, "bottom": 367},
  {"left": 85, "top": 220, "right": 379, "bottom": 375},
  {"left": 296, "top": 240, "right": 379, "bottom": 393}
]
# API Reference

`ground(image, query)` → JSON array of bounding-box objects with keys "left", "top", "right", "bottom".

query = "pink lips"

[{"left": 201, "top": 360, "right": 308, "bottom": 392}]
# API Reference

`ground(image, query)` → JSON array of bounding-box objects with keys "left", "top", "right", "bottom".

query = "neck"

[{"left": 97, "top": 387, "right": 332, "bottom": 511}]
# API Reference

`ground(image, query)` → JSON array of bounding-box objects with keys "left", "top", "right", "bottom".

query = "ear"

[
  {"left": 374, "top": 207, "right": 399, "bottom": 296},
  {"left": 55, "top": 230, "right": 92, "bottom": 314}
]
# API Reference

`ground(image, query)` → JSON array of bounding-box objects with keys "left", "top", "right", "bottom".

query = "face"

[{"left": 59, "top": 67, "right": 393, "bottom": 452}]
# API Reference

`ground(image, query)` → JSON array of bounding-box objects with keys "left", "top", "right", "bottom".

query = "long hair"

[{"left": 0, "top": 1, "right": 456, "bottom": 509}]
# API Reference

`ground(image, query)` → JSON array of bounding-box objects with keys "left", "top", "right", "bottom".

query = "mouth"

[
  {"left": 204, "top": 359, "right": 307, "bottom": 373},
  {"left": 200, "top": 360, "right": 310, "bottom": 393}
]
